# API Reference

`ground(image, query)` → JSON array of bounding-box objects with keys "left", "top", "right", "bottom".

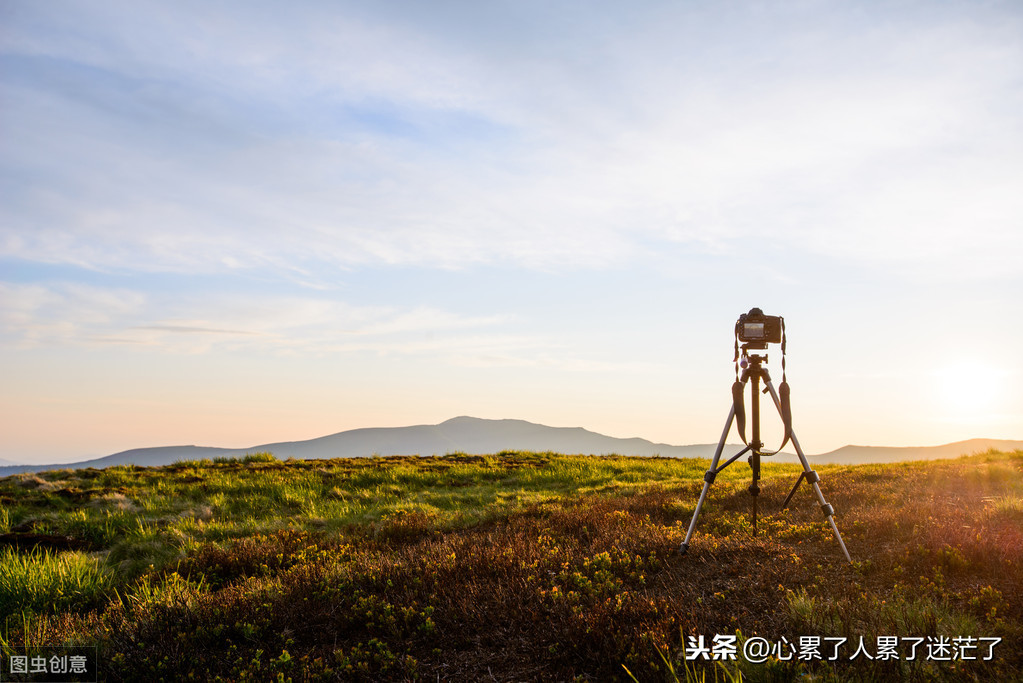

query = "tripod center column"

[{"left": 748, "top": 356, "right": 763, "bottom": 534}]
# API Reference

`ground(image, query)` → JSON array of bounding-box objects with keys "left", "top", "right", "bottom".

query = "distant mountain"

[
  {"left": 1, "top": 417, "right": 1019, "bottom": 476},
  {"left": 0, "top": 417, "right": 728, "bottom": 475},
  {"left": 0, "top": 446, "right": 242, "bottom": 475},
  {"left": 779, "top": 438, "right": 1023, "bottom": 465}
]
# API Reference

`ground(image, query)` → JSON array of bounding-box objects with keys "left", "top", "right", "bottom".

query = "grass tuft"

[{"left": 0, "top": 546, "right": 114, "bottom": 615}]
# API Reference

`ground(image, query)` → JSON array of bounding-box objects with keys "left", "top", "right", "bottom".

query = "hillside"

[
  {"left": 3, "top": 417, "right": 1020, "bottom": 475},
  {"left": 0, "top": 417, "right": 732, "bottom": 474},
  {"left": 804, "top": 438, "right": 1023, "bottom": 464},
  {"left": 772, "top": 438, "right": 1023, "bottom": 465},
  {"left": 1, "top": 450, "right": 1020, "bottom": 680}
]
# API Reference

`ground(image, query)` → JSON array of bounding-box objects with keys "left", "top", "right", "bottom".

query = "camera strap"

[
  {"left": 733, "top": 333, "right": 747, "bottom": 442},
  {"left": 775, "top": 380, "right": 792, "bottom": 454},
  {"left": 732, "top": 379, "right": 746, "bottom": 443},
  {"left": 777, "top": 317, "right": 792, "bottom": 451},
  {"left": 766, "top": 318, "right": 793, "bottom": 455}
]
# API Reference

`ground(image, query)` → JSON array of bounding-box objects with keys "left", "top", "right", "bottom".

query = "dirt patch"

[
  {"left": 0, "top": 532, "right": 89, "bottom": 551},
  {"left": 54, "top": 487, "right": 95, "bottom": 502}
]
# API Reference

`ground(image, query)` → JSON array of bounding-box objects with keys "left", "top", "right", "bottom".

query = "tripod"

[{"left": 679, "top": 344, "right": 851, "bottom": 563}]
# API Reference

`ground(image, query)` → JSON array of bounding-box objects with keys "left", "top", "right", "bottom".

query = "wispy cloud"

[
  {"left": 0, "top": 278, "right": 653, "bottom": 375},
  {"left": 0, "top": 282, "right": 146, "bottom": 346},
  {"left": 0, "top": 281, "right": 525, "bottom": 356},
  {"left": 131, "top": 325, "right": 261, "bottom": 336},
  {"left": 2, "top": 1, "right": 1020, "bottom": 281}
]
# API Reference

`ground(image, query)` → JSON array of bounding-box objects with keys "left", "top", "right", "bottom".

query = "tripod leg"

[
  {"left": 764, "top": 380, "right": 853, "bottom": 564},
  {"left": 781, "top": 472, "right": 806, "bottom": 509},
  {"left": 681, "top": 405, "right": 735, "bottom": 555}
]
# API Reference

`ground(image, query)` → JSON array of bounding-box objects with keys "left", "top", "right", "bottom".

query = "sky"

[{"left": 2, "top": 0, "right": 1022, "bottom": 463}]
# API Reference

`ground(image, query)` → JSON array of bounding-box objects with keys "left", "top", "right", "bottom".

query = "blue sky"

[{"left": 2, "top": 0, "right": 1021, "bottom": 462}]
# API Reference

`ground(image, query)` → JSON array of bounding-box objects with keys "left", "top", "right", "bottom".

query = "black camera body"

[{"left": 736, "top": 308, "right": 783, "bottom": 344}]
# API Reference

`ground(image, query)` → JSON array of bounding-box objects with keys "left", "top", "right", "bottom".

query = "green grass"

[
  {"left": 0, "top": 449, "right": 1020, "bottom": 680},
  {"left": 0, "top": 546, "right": 114, "bottom": 615},
  {"left": 0, "top": 452, "right": 743, "bottom": 548}
]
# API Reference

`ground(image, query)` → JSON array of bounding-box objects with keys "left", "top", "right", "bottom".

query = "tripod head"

[{"left": 738, "top": 343, "right": 767, "bottom": 368}]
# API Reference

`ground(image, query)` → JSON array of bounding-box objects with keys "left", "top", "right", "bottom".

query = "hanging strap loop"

[
  {"left": 776, "top": 380, "right": 792, "bottom": 452},
  {"left": 761, "top": 317, "right": 792, "bottom": 456},
  {"left": 732, "top": 380, "right": 747, "bottom": 444}
]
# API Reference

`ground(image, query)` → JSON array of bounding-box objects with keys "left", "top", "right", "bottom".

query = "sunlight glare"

[{"left": 934, "top": 360, "right": 1004, "bottom": 418}]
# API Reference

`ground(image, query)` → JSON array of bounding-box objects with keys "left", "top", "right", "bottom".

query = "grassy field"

[{"left": 0, "top": 449, "right": 1020, "bottom": 681}]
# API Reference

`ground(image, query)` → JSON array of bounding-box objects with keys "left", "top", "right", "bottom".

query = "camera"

[{"left": 736, "top": 307, "right": 783, "bottom": 344}]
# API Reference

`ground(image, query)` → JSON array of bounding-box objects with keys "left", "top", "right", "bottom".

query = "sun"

[{"left": 934, "top": 359, "right": 1004, "bottom": 418}]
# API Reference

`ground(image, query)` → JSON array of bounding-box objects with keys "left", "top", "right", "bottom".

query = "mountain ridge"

[{"left": 1, "top": 417, "right": 1020, "bottom": 475}]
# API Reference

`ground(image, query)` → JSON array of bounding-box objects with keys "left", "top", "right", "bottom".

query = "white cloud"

[{"left": 1, "top": 0, "right": 1021, "bottom": 280}]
